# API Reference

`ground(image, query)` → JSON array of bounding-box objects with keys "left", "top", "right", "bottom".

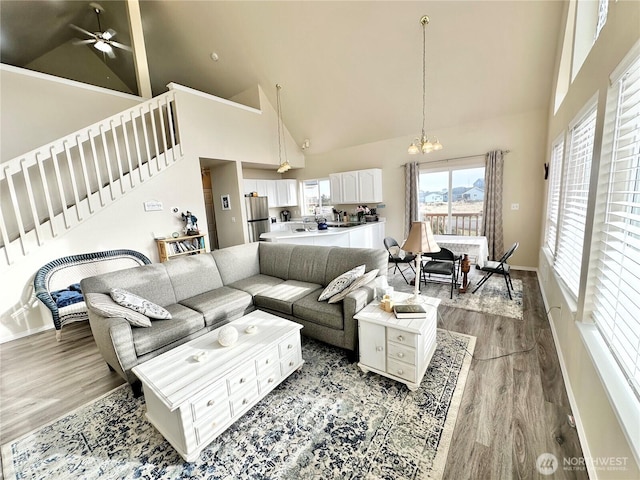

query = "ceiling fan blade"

[
  {"left": 102, "top": 29, "right": 117, "bottom": 40},
  {"left": 73, "top": 39, "right": 96, "bottom": 46},
  {"left": 70, "top": 23, "right": 97, "bottom": 39},
  {"left": 110, "top": 41, "right": 132, "bottom": 52},
  {"left": 105, "top": 45, "right": 116, "bottom": 59}
]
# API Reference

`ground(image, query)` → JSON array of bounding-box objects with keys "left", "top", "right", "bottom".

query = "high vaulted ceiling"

[{"left": 1, "top": 1, "right": 565, "bottom": 155}]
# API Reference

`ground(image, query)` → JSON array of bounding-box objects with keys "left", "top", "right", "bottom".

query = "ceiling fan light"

[{"left": 94, "top": 40, "right": 110, "bottom": 53}]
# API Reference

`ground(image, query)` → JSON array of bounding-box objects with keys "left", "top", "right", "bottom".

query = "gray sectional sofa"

[{"left": 81, "top": 242, "right": 387, "bottom": 393}]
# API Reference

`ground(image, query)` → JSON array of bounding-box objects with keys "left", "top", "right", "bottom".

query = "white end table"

[{"left": 355, "top": 292, "right": 439, "bottom": 391}]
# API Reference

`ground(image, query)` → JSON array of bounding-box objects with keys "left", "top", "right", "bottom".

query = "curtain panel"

[
  {"left": 482, "top": 150, "right": 505, "bottom": 260},
  {"left": 404, "top": 162, "right": 420, "bottom": 240}
]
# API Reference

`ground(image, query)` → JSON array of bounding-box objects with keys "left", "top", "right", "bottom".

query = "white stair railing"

[{"left": 0, "top": 91, "right": 182, "bottom": 268}]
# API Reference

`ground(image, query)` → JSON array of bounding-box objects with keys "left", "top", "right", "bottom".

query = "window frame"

[{"left": 419, "top": 159, "right": 486, "bottom": 235}]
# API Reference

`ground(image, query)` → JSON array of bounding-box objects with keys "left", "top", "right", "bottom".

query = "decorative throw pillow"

[
  {"left": 318, "top": 264, "right": 366, "bottom": 302},
  {"left": 85, "top": 292, "right": 152, "bottom": 328},
  {"left": 328, "top": 269, "right": 380, "bottom": 304},
  {"left": 109, "top": 288, "right": 172, "bottom": 320}
]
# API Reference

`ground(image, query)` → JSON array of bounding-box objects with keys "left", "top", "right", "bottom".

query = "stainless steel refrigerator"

[{"left": 246, "top": 196, "right": 270, "bottom": 242}]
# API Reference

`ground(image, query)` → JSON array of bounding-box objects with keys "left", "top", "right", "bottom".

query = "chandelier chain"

[{"left": 421, "top": 18, "right": 427, "bottom": 138}]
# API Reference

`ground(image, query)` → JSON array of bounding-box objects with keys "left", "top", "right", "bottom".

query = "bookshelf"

[{"left": 156, "top": 234, "right": 207, "bottom": 262}]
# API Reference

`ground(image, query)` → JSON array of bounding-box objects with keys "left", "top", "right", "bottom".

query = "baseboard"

[
  {"left": 536, "top": 274, "right": 596, "bottom": 479},
  {"left": 0, "top": 323, "right": 54, "bottom": 344},
  {"left": 511, "top": 265, "right": 537, "bottom": 271}
]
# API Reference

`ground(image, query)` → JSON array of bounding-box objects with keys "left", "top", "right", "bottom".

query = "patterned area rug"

[
  {"left": 2, "top": 332, "right": 475, "bottom": 480},
  {"left": 388, "top": 267, "right": 523, "bottom": 320}
]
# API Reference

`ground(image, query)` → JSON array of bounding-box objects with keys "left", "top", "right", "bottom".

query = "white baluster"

[
  {"left": 4, "top": 165, "right": 28, "bottom": 254},
  {"left": 157, "top": 99, "right": 169, "bottom": 166},
  {"left": 98, "top": 124, "right": 116, "bottom": 201},
  {"left": 139, "top": 105, "right": 153, "bottom": 177},
  {"left": 110, "top": 119, "right": 128, "bottom": 192},
  {"left": 148, "top": 103, "right": 161, "bottom": 171},
  {"left": 88, "top": 130, "right": 106, "bottom": 207},
  {"left": 165, "top": 96, "right": 177, "bottom": 162},
  {"left": 130, "top": 111, "right": 144, "bottom": 183},
  {"left": 20, "top": 158, "right": 43, "bottom": 246},
  {"left": 50, "top": 146, "right": 71, "bottom": 229},
  {"left": 75, "top": 134, "right": 94, "bottom": 214},
  {"left": 62, "top": 140, "right": 82, "bottom": 221},
  {"left": 36, "top": 151, "right": 57, "bottom": 237}
]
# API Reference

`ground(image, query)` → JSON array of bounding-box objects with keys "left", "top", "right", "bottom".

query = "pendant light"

[
  {"left": 408, "top": 16, "right": 443, "bottom": 155},
  {"left": 275, "top": 84, "right": 291, "bottom": 173}
]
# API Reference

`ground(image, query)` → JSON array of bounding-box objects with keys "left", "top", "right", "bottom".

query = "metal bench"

[{"left": 34, "top": 250, "right": 151, "bottom": 341}]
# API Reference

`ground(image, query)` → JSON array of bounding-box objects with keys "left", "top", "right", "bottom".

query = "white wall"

[
  {"left": 294, "top": 108, "right": 548, "bottom": 268},
  {"left": 539, "top": 0, "right": 640, "bottom": 477},
  {"left": 0, "top": 65, "right": 142, "bottom": 162}
]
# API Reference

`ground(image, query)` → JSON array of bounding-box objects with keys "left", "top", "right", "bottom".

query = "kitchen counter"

[{"left": 261, "top": 219, "right": 385, "bottom": 249}]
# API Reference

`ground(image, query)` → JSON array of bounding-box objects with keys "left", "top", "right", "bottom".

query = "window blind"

[
  {"left": 554, "top": 104, "right": 597, "bottom": 298},
  {"left": 545, "top": 140, "right": 564, "bottom": 254},
  {"left": 591, "top": 55, "right": 640, "bottom": 399}
]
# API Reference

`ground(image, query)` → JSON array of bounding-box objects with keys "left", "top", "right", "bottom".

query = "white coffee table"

[
  {"left": 355, "top": 292, "right": 439, "bottom": 391},
  {"left": 132, "top": 310, "right": 303, "bottom": 462}
]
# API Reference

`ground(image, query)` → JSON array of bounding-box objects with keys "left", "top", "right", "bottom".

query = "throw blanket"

[{"left": 51, "top": 284, "right": 84, "bottom": 308}]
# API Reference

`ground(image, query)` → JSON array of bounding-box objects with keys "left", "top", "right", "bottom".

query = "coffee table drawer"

[
  {"left": 230, "top": 382, "right": 260, "bottom": 416},
  {"left": 278, "top": 332, "right": 300, "bottom": 357},
  {"left": 190, "top": 380, "right": 229, "bottom": 422},
  {"left": 194, "top": 406, "right": 232, "bottom": 446},
  {"left": 258, "top": 363, "right": 282, "bottom": 393},
  {"left": 227, "top": 363, "right": 257, "bottom": 395},
  {"left": 256, "top": 348, "right": 279, "bottom": 374}
]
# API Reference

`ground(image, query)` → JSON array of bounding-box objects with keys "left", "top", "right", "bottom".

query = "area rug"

[
  {"left": 387, "top": 267, "right": 523, "bottom": 320},
  {"left": 2, "top": 331, "right": 475, "bottom": 480}
]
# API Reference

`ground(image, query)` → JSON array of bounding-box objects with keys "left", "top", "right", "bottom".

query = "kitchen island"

[{"left": 260, "top": 220, "right": 385, "bottom": 249}]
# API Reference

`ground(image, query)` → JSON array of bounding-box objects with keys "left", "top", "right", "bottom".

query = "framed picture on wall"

[{"left": 221, "top": 194, "right": 231, "bottom": 210}]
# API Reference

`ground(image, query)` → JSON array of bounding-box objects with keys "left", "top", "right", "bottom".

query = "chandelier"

[
  {"left": 408, "top": 16, "right": 443, "bottom": 155},
  {"left": 275, "top": 84, "right": 291, "bottom": 173}
]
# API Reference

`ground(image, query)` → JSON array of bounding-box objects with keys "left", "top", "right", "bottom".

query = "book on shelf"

[{"left": 393, "top": 303, "right": 427, "bottom": 319}]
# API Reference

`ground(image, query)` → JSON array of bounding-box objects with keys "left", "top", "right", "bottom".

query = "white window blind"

[
  {"left": 554, "top": 104, "right": 597, "bottom": 298},
  {"left": 545, "top": 140, "right": 564, "bottom": 254},
  {"left": 591, "top": 55, "right": 640, "bottom": 399}
]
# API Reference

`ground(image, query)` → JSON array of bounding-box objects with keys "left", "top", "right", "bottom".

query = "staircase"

[{"left": 0, "top": 90, "right": 182, "bottom": 269}]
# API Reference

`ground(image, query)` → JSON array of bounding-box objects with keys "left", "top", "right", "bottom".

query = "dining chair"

[
  {"left": 472, "top": 242, "right": 519, "bottom": 299},
  {"left": 421, "top": 247, "right": 458, "bottom": 299},
  {"left": 383, "top": 237, "right": 416, "bottom": 284}
]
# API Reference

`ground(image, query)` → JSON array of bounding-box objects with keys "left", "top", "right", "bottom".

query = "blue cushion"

[{"left": 51, "top": 288, "right": 84, "bottom": 308}]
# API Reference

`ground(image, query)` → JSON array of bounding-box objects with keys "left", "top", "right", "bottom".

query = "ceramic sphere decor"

[{"left": 217, "top": 325, "right": 238, "bottom": 347}]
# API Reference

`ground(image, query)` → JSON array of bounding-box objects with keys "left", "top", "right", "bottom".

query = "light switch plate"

[
  {"left": 144, "top": 200, "right": 163, "bottom": 212},
  {"left": 511, "top": 203, "right": 520, "bottom": 210}
]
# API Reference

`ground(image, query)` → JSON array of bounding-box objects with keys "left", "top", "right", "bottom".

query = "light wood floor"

[{"left": 0, "top": 271, "right": 587, "bottom": 479}]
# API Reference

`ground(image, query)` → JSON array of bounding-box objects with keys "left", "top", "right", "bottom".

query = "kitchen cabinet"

[
  {"left": 243, "top": 179, "right": 297, "bottom": 207},
  {"left": 276, "top": 179, "right": 298, "bottom": 207},
  {"left": 329, "top": 168, "right": 383, "bottom": 204}
]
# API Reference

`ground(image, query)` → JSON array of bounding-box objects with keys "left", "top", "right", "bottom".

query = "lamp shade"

[{"left": 402, "top": 221, "right": 440, "bottom": 254}]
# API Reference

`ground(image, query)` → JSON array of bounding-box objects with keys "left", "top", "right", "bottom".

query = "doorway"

[{"left": 201, "top": 168, "right": 220, "bottom": 250}]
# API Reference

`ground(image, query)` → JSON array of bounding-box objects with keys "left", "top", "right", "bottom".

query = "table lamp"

[{"left": 402, "top": 221, "right": 440, "bottom": 303}]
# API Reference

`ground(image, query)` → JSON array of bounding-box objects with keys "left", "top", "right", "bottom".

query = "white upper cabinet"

[
  {"left": 329, "top": 174, "right": 343, "bottom": 204},
  {"left": 329, "top": 168, "right": 383, "bottom": 204},
  {"left": 244, "top": 179, "right": 297, "bottom": 207},
  {"left": 276, "top": 179, "right": 298, "bottom": 207},
  {"left": 357, "top": 169, "right": 383, "bottom": 203}
]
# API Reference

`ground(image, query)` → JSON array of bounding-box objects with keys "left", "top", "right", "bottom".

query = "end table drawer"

[
  {"left": 194, "top": 407, "right": 232, "bottom": 445},
  {"left": 387, "top": 328, "right": 417, "bottom": 348},
  {"left": 230, "top": 383, "right": 260, "bottom": 415},
  {"left": 256, "top": 349, "right": 279, "bottom": 373},
  {"left": 278, "top": 333, "right": 300, "bottom": 357},
  {"left": 387, "top": 342, "right": 416, "bottom": 365},
  {"left": 258, "top": 363, "right": 282, "bottom": 393},
  {"left": 387, "top": 358, "right": 416, "bottom": 383}
]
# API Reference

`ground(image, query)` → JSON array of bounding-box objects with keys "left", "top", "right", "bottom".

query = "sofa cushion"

[
  {"left": 324, "top": 247, "right": 388, "bottom": 286},
  {"left": 258, "top": 243, "right": 296, "bottom": 279},
  {"left": 131, "top": 304, "right": 204, "bottom": 356},
  {"left": 212, "top": 242, "right": 260, "bottom": 285},
  {"left": 227, "top": 274, "right": 285, "bottom": 297},
  {"left": 287, "top": 246, "right": 331, "bottom": 285},
  {"left": 164, "top": 253, "right": 224, "bottom": 302},
  {"left": 318, "top": 264, "right": 365, "bottom": 301},
  {"left": 293, "top": 290, "right": 344, "bottom": 330},
  {"left": 254, "top": 280, "right": 323, "bottom": 315},
  {"left": 110, "top": 288, "right": 172, "bottom": 319},
  {"left": 81, "top": 263, "right": 177, "bottom": 307},
  {"left": 179, "top": 286, "right": 253, "bottom": 327}
]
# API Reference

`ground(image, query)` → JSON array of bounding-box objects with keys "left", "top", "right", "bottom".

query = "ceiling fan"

[{"left": 70, "top": 2, "right": 132, "bottom": 59}]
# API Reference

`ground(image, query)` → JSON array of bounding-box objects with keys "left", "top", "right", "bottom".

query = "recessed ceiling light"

[{"left": 210, "top": 52, "right": 219, "bottom": 62}]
